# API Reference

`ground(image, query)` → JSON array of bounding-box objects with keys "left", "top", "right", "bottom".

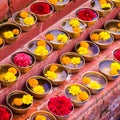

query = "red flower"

[
  {"left": 114, "top": 49, "right": 120, "bottom": 61},
  {"left": 76, "top": 8, "right": 97, "bottom": 21},
  {"left": 48, "top": 96, "right": 73, "bottom": 116},
  {"left": 30, "top": 2, "right": 51, "bottom": 15},
  {"left": 0, "top": 106, "right": 11, "bottom": 120}
]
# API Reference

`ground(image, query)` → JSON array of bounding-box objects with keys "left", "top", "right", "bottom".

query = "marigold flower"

[
  {"left": 37, "top": 40, "right": 46, "bottom": 46},
  {"left": 78, "top": 91, "right": 89, "bottom": 101},
  {"left": 45, "top": 71, "right": 57, "bottom": 80},
  {"left": 8, "top": 67, "right": 17, "bottom": 75},
  {"left": 89, "top": 81, "right": 102, "bottom": 89},
  {"left": 68, "top": 85, "right": 81, "bottom": 95},
  {"left": 109, "top": 68, "right": 118, "bottom": 75},
  {"left": 22, "top": 94, "right": 33, "bottom": 105},
  {"left": 4, "top": 72, "right": 17, "bottom": 81},
  {"left": 45, "top": 34, "right": 54, "bottom": 41},
  {"left": 72, "top": 27, "right": 82, "bottom": 33},
  {"left": 57, "top": 34, "right": 68, "bottom": 43},
  {"left": 80, "top": 41, "right": 89, "bottom": 48},
  {"left": 71, "top": 57, "right": 81, "bottom": 65},
  {"left": 110, "top": 62, "right": 120, "bottom": 70},
  {"left": 100, "top": 3, "right": 111, "bottom": 9},
  {"left": 90, "top": 33, "right": 99, "bottom": 41},
  {"left": 50, "top": 65, "right": 58, "bottom": 72},
  {"left": 61, "top": 56, "right": 71, "bottom": 65},
  {"left": 82, "top": 77, "right": 91, "bottom": 84},
  {"left": 118, "top": 23, "right": 120, "bottom": 27},
  {"left": 99, "top": 31, "right": 111, "bottom": 40},
  {"left": 28, "top": 78, "right": 38, "bottom": 88},
  {"left": 35, "top": 115, "right": 46, "bottom": 120},
  {"left": 69, "top": 19, "right": 80, "bottom": 28},
  {"left": 0, "top": 38, "right": 3, "bottom": 45},
  {"left": 48, "top": 0, "right": 58, "bottom": 4},
  {"left": 12, "top": 29, "right": 20, "bottom": 35},
  {"left": 77, "top": 47, "right": 89, "bottom": 55},
  {"left": 23, "top": 16, "right": 35, "bottom": 25},
  {"left": 12, "top": 98, "right": 23, "bottom": 106},
  {"left": 20, "top": 11, "right": 29, "bottom": 18},
  {"left": 32, "top": 85, "right": 45, "bottom": 94},
  {"left": 3, "top": 31, "right": 14, "bottom": 39}
]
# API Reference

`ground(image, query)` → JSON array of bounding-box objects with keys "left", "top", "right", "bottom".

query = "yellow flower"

[
  {"left": 90, "top": 33, "right": 100, "bottom": 41},
  {"left": 78, "top": 91, "right": 89, "bottom": 101},
  {"left": 34, "top": 46, "right": 48, "bottom": 56},
  {"left": 28, "top": 78, "right": 38, "bottom": 88},
  {"left": 61, "top": 56, "right": 71, "bottom": 65},
  {"left": 0, "top": 38, "right": 3, "bottom": 45},
  {"left": 89, "top": 81, "right": 102, "bottom": 90},
  {"left": 72, "top": 27, "right": 82, "bottom": 33},
  {"left": 80, "top": 41, "right": 89, "bottom": 48},
  {"left": 20, "top": 11, "right": 29, "bottom": 18},
  {"left": 37, "top": 40, "right": 46, "bottom": 46},
  {"left": 32, "top": 85, "right": 45, "bottom": 94},
  {"left": 12, "top": 98, "right": 23, "bottom": 106},
  {"left": 82, "top": 77, "right": 91, "bottom": 84},
  {"left": 77, "top": 47, "right": 89, "bottom": 55},
  {"left": 45, "top": 71, "right": 57, "bottom": 80},
  {"left": 4, "top": 72, "right": 17, "bottom": 81},
  {"left": 48, "top": 0, "right": 57, "bottom": 4},
  {"left": 100, "top": 3, "right": 111, "bottom": 9},
  {"left": 35, "top": 115, "right": 46, "bottom": 120},
  {"left": 8, "top": 67, "right": 17, "bottom": 75},
  {"left": 3, "top": 31, "right": 14, "bottom": 38},
  {"left": 49, "top": 65, "right": 58, "bottom": 72},
  {"left": 22, "top": 94, "right": 33, "bottom": 105},
  {"left": 110, "top": 62, "right": 120, "bottom": 70},
  {"left": 45, "top": 34, "right": 54, "bottom": 41},
  {"left": 12, "top": 29, "right": 20, "bottom": 35},
  {"left": 57, "top": 34, "right": 68, "bottom": 43},
  {"left": 109, "top": 68, "right": 118, "bottom": 75},
  {"left": 99, "top": 31, "right": 111, "bottom": 40},
  {"left": 71, "top": 57, "right": 81, "bottom": 65},
  {"left": 23, "top": 16, "right": 35, "bottom": 25},
  {"left": 69, "top": 19, "right": 80, "bottom": 28},
  {"left": 68, "top": 85, "right": 81, "bottom": 95}
]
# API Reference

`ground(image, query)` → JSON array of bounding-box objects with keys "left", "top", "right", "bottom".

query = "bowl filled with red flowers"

[
  {"left": 61, "top": 18, "right": 87, "bottom": 38},
  {"left": 76, "top": 7, "right": 99, "bottom": 27},
  {"left": 65, "top": 83, "right": 91, "bottom": 107},
  {"left": 26, "top": 76, "right": 52, "bottom": 99},
  {"left": 11, "top": 51, "right": 36, "bottom": 73},
  {"left": 60, "top": 52, "right": 85, "bottom": 73},
  {"left": 104, "top": 19, "right": 120, "bottom": 39},
  {"left": 47, "top": 0, "right": 70, "bottom": 11},
  {"left": 0, "top": 64, "right": 21, "bottom": 87},
  {"left": 90, "top": 0, "right": 114, "bottom": 17},
  {"left": 75, "top": 41, "right": 100, "bottom": 61},
  {"left": 98, "top": 59, "right": 120, "bottom": 81},
  {"left": 0, "top": 105, "right": 13, "bottom": 120},
  {"left": 90, "top": 29, "right": 114, "bottom": 49},
  {"left": 43, "top": 63, "right": 68, "bottom": 86},
  {"left": 29, "top": 1, "right": 54, "bottom": 22},
  {"left": 12, "top": 11, "right": 37, "bottom": 31},
  {"left": 45, "top": 29, "right": 70, "bottom": 49},
  {"left": 0, "top": 22, "right": 21, "bottom": 44},
  {"left": 81, "top": 71, "right": 107, "bottom": 94},
  {"left": 113, "top": 48, "right": 120, "bottom": 62},
  {"left": 29, "top": 110, "right": 57, "bottom": 120},
  {"left": 47, "top": 96, "right": 74, "bottom": 119},
  {"left": 6, "top": 90, "right": 33, "bottom": 114},
  {"left": 26, "top": 40, "right": 53, "bottom": 61},
  {"left": 0, "top": 37, "right": 5, "bottom": 49}
]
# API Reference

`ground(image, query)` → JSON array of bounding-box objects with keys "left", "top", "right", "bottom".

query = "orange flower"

[
  {"left": 12, "top": 98, "right": 23, "bottom": 106},
  {"left": 99, "top": 0, "right": 106, "bottom": 4},
  {"left": 8, "top": 67, "right": 17, "bottom": 75},
  {"left": 82, "top": 77, "right": 91, "bottom": 84},
  {"left": 49, "top": 0, "right": 57, "bottom": 4},
  {"left": 78, "top": 91, "right": 89, "bottom": 101},
  {"left": 12, "top": 29, "right": 20, "bottom": 35},
  {"left": 50, "top": 65, "right": 58, "bottom": 72},
  {"left": 37, "top": 40, "right": 46, "bottom": 46},
  {"left": 90, "top": 33, "right": 99, "bottom": 41},
  {"left": 45, "top": 34, "right": 54, "bottom": 41},
  {"left": 72, "top": 27, "right": 82, "bottom": 33},
  {"left": 20, "top": 11, "right": 28, "bottom": 18},
  {"left": 118, "top": 23, "right": 120, "bottom": 27},
  {"left": 109, "top": 69, "right": 118, "bottom": 75},
  {"left": 35, "top": 115, "right": 46, "bottom": 120},
  {"left": 0, "top": 38, "right": 3, "bottom": 45},
  {"left": 80, "top": 41, "right": 89, "bottom": 48},
  {"left": 61, "top": 56, "right": 71, "bottom": 65},
  {"left": 28, "top": 78, "right": 38, "bottom": 88}
]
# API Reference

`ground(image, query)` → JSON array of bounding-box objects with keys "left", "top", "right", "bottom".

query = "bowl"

[
  {"left": 29, "top": 110, "right": 57, "bottom": 120},
  {"left": 90, "top": 29, "right": 114, "bottom": 49},
  {"left": 45, "top": 29, "right": 70, "bottom": 49},
  {"left": 6, "top": 90, "right": 33, "bottom": 114},
  {"left": 11, "top": 51, "right": 36, "bottom": 73},
  {"left": 60, "top": 52, "right": 85, "bottom": 73},
  {"left": 75, "top": 41, "right": 100, "bottom": 61},
  {"left": 43, "top": 63, "right": 68, "bottom": 86},
  {"left": 26, "top": 76, "right": 52, "bottom": 99},
  {"left": 12, "top": 11, "right": 37, "bottom": 31},
  {"left": 98, "top": 59, "right": 120, "bottom": 81},
  {"left": 113, "top": 48, "right": 120, "bottom": 62},
  {"left": 61, "top": 17, "right": 87, "bottom": 38},
  {"left": 90, "top": 0, "right": 114, "bottom": 17},
  {"left": 29, "top": 1, "right": 54, "bottom": 22},
  {"left": 26, "top": 39, "right": 53, "bottom": 61},
  {"left": 104, "top": 19, "right": 120, "bottom": 39},
  {"left": 64, "top": 83, "right": 91, "bottom": 107},
  {"left": 81, "top": 71, "right": 107, "bottom": 94},
  {"left": 0, "top": 104, "right": 13, "bottom": 120},
  {"left": 0, "top": 22, "right": 22, "bottom": 44},
  {"left": 47, "top": 0, "right": 70, "bottom": 11},
  {"left": 76, "top": 7, "right": 99, "bottom": 27},
  {"left": 0, "top": 64, "right": 21, "bottom": 87}
]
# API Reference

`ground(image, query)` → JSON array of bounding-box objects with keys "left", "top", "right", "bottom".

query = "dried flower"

[
  {"left": 71, "top": 57, "right": 81, "bottom": 65},
  {"left": 4, "top": 72, "right": 17, "bottom": 81},
  {"left": 78, "top": 91, "right": 89, "bottom": 101},
  {"left": 8, "top": 67, "right": 17, "bottom": 75},
  {"left": 20, "top": 11, "right": 28, "bottom": 18},
  {"left": 61, "top": 56, "right": 71, "bottom": 65},
  {"left": 12, "top": 98, "right": 23, "bottom": 106},
  {"left": 90, "top": 33, "right": 100, "bottom": 41},
  {"left": 109, "top": 68, "right": 118, "bottom": 75},
  {"left": 99, "top": 31, "right": 111, "bottom": 40},
  {"left": 45, "top": 71, "right": 57, "bottom": 80},
  {"left": 37, "top": 40, "right": 46, "bottom": 46},
  {"left": 57, "top": 34, "right": 68, "bottom": 43},
  {"left": 69, "top": 19, "right": 80, "bottom": 28},
  {"left": 0, "top": 38, "right": 3, "bottom": 45},
  {"left": 77, "top": 47, "right": 89, "bottom": 55},
  {"left": 68, "top": 85, "right": 81, "bottom": 95},
  {"left": 80, "top": 41, "right": 89, "bottom": 48},
  {"left": 82, "top": 77, "right": 91, "bottom": 84},
  {"left": 45, "top": 34, "right": 54, "bottom": 41},
  {"left": 89, "top": 81, "right": 102, "bottom": 89},
  {"left": 110, "top": 62, "right": 120, "bottom": 70},
  {"left": 72, "top": 27, "right": 82, "bottom": 33},
  {"left": 35, "top": 115, "right": 46, "bottom": 120},
  {"left": 12, "top": 29, "right": 20, "bottom": 35},
  {"left": 99, "top": 0, "right": 111, "bottom": 9},
  {"left": 49, "top": 65, "right": 58, "bottom": 72},
  {"left": 28, "top": 78, "right": 38, "bottom": 88},
  {"left": 22, "top": 94, "right": 33, "bottom": 105},
  {"left": 23, "top": 16, "right": 35, "bottom": 25},
  {"left": 3, "top": 31, "right": 14, "bottom": 39},
  {"left": 32, "top": 85, "right": 45, "bottom": 94}
]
